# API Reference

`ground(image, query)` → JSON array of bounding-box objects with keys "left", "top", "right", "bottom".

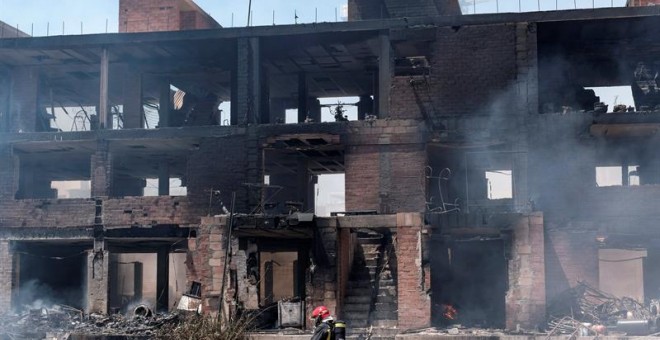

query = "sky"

[{"left": 0, "top": 0, "right": 629, "bottom": 36}]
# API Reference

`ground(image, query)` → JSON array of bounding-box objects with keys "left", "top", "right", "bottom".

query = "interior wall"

[
  {"left": 259, "top": 251, "right": 298, "bottom": 304},
  {"left": 109, "top": 253, "right": 157, "bottom": 311},
  {"left": 599, "top": 248, "right": 647, "bottom": 302}
]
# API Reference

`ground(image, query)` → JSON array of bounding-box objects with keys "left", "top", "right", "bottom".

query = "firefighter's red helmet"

[{"left": 311, "top": 305, "right": 330, "bottom": 320}]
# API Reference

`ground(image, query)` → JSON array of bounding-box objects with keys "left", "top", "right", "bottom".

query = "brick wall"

[
  {"left": 545, "top": 226, "right": 599, "bottom": 304},
  {"left": 389, "top": 76, "right": 430, "bottom": 120},
  {"left": 103, "top": 196, "right": 202, "bottom": 227},
  {"left": 0, "top": 199, "right": 96, "bottom": 228},
  {"left": 0, "top": 241, "right": 12, "bottom": 312},
  {"left": 119, "top": 0, "right": 219, "bottom": 33},
  {"left": 119, "top": 0, "right": 180, "bottom": 32},
  {"left": 186, "top": 134, "right": 250, "bottom": 214},
  {"left": 396, "top": 213, "right": 431, "bottom": 329},
  {"left": 187, "top": 216, "right": 226, "bottom": 315},
  {"left": 430, "top": 24, "right": 517, "bottom": 116},
  {"left": 347, "top": 0, "right": 460, "bottom": 20},
  {"left": 344, "top": 120, "right": 427, "bottom": 214},
  {"left": 0, "top": 146, "right": 17, "bottom": 201},
  {"left": 305, "top": 224, "right": 338, "bottom": 328},
  {"left": 628, "top": 0, "right": 660, "bottom": 5},
  {"left": 505, "top": 213, "right": 545, "bottom": 330}
]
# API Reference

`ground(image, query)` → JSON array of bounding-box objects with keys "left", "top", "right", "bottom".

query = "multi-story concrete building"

[{"left": 2, "top": 0, "right": 660, "bottom": 334}]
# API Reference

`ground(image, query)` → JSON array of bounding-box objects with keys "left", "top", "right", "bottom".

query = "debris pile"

[
  {"left": 0, "top": 305, "right": 178, "bottom": 339},
  {"left": 547, "top": 281, "right": 653, "bottom": 336}
]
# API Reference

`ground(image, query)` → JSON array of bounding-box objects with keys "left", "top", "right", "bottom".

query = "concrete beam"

[{"left": 336, "top": 215, "right": 398, "bottom": 228}]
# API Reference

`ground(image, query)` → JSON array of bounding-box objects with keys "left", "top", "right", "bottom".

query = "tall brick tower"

[
  {"left": 119, "top": 0, "right": 220, "bottom": 33},
  {"left": 348, "top": 0, "right": 461, "bottom": 21},
  {"left": 627, "top": 0, "right": 660, "bottom": 5}
]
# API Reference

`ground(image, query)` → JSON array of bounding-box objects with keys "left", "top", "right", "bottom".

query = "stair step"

[
  {"left": 378, "top": 279, "right": 395, "bottom": 286},
  {"left": 373, "top": 310, "right": 398, "bottom": 319},
  {"left": 343, "top": 304, "right": 371, "bottom": 312},
  {"left": 345, "top": 287, "right": 372, "bottom": 296},
  {"left": 344, "top": 295, "right": 372, "bottom": 304},
  {"left": 347, "top": 280, "right": 372, "bottom": 289},
  {"left": 374, "top": 302, "right": 397, "bottom": 311},
  {"left": 343, "top": 311, "right": 369, "bottom": 321}
]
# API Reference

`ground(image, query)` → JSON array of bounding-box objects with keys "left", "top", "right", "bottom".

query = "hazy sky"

[{"left": 0, "top": 0, "right": 628, "bottom": 36}]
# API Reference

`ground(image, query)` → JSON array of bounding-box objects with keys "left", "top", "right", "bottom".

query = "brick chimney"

[
  {"left": 119, "top": 0, "right": 220, "bottom": 33},
  {"left": 627, "top": 0, "right": 660, "bottom": 5},
  {"left": 348, "top": 0, "right": 461, "bottom": 21}
]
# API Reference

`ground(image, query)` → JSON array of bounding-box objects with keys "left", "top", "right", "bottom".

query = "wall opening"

[
  {"left": 109, "top": 253, "right": 157, "bottom": 312},
  {"left": 485, "top": 170, "right": 512, "bottom": 199},
  {"left": 259, "top": 251, "right": 300, "bottom": 305},
  {"left": 51, "top": 180, "right": 91, "bottom": 199},
  {"left": 431, "top": 238, "right": 508, "bottom": 329},
  {"left": 285, "top": 109, "right": 298, "bottom": 124},
  {"left": 315, "top": 173, "right": 345, "bottom": 216},
  {"left": 143, "top": 178, "right": 188, "bottom": 197},
  {"left": 595, "top": 165, "right": 640, "bottom": 187},
  {"left": 14, "top": 243, "right": 88, "bottom": 311},
  {"left": 586, "top": 86, "right": 635, "bottom": 113},
  {"left": 319, "top": 97, "right": 359, "bottom": 122}
]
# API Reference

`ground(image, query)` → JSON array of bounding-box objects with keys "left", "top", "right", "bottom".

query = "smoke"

[{"left": 15, "top": 279, "right": 84, "bottom": 312}]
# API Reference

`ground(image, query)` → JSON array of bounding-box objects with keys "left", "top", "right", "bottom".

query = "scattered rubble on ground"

[
  {"left": 547, "top": 281, "right": 657, "bottom": 336},
  {"left": 0, "top": 305, "right": 178, "bottom": 339}
]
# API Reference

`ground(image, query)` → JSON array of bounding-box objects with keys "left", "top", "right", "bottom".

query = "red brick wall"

[
  {"left": 396, "top": 213, "right": 431, "bottom": 329},
  {"left": 390, "top": 76, "right": 429, "bottom": 120},
  {"left": 186, "top": 216, "right": 226, "bottom": 315},
  {"left": 344, "top": 120, "right": 427, "bottom": 214},
  {"left": 0, "top": 146, "right": 17, "bottom": 201},
  {"left": 628, "top": 0, "right": 660, "bottom": 5},
  {"left": 545, "top": 226, "right": 599, "bottom": 304},
  {"left": 0, "top": 199, "right": 96, "bottom": 228},
  {"left": 103, "top": 196, "right": 202, "bottom": 227},
  {"left": 119, "top": 0, "right": 180, "bottom": 33},
  {"left": 180, "top": 10, "right": 216, "bottom": 30},
  {"left": 505, "top": 213, "right": 545, "bottom": 330}
]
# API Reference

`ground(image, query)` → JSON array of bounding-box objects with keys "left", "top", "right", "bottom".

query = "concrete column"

[
  {"left": 0, "top": 69, "right": 10, "bottom": 132},
  {"left": 231, "top": 38, "right": 249, "bottom": 125},
  {"left": 259, "top": 69, "right": 270, "bottom": 124},
  {"left": 122, "top": 65, "right": 143, "bottom": 129},
  {"left": 91, "top": 141, "right": 112, "bottom": 197},
  {"left": 9, "top": 66, "right": 38, "bottom": 133},
  {"left": 357, "top": 95, "right": 373, "bottom": 120},
  {"left": 156, "top": 248, "right": 170, "bottom": 312},
  {"left": 297, "top": 73, "right": 308, "bottom": 123},
  {"left": 0, "top": 146, "right": 18, "bottom": 200},
  {"left": 297, "top": 158, "right": 310, "bottom": 211},
  {"left": 158, "top": 160, "right": 170, "bottom": 196},
  {"left": 269, "top": 98, "right": 286, "bottom": 124},
  {"left": 0, "top": 241, "right": 14, "bottom": 313},
  {"left": 309, "top": 98, "right": 321, "bottom": 123},
  {"left": 249, "top": 37, "right": 260, "bottom": 125},
  {"left": 378, "top": 32, "right": 391, "bottom": 118},
  {"left": 158, "top": 81, "right": 170, "bottom": 128},
  {"left": 99, "top": 48, "right": 110, "bottom": 129},
  {"left": 86, "top": 239, "right": 109, "bottom": 314}
]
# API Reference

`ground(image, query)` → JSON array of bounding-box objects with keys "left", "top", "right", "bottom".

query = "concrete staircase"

[{"left": 342, "top": 232, "right": 398, "bottom": 337}]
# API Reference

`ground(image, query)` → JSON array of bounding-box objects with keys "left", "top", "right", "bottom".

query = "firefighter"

[{"left": 310, "top": 306, "right": 346, "bottom": 340}]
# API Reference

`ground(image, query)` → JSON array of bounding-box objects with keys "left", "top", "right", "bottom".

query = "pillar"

[
  {"left": 249, "top": 37, "right": 261, "bottom": 125},
  {"left": 99, "top": 48, "right": 110, "bottom": 129},
  {"left": 158, "top": 80, "right": 170, "bottom": 128},
  {"left": 9, "top": 66, "right": 38, "bottom": 133},
  {"left": 158, "top": 160, "right": 170, "bottom": 196},
  {"left": 357, "top": 95, "right": 373, "bottom": 120},
  {"left": 231, "top": 38, "right": 249, "bottom": 125},
  {"left": 86, "top": 238, "right": 109, "bottom": 314},
  {"left": 309, "top": 98, "right": 321, "bottom": 123},
  {"left": 91, "top": 140, "right": 112, "bottom": 197},
  {"left": 378, "top": 32, "right": 391, "bottom": 118},
  {"left": 0, "top": 241, "right": 14, "bottom": 313},
  {"left": 122, "top": 65, "right": 143, "bottom": 129},
  {"left": 297, "top": 73, "right": 308, "bottom": 123},
  {"left": 156, "top": 248, "right": 170, "bottom": 312}
]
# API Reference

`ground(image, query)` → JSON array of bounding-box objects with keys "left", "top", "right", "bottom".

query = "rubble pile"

[
  {"left": 0, "top": 305, "right": 178, "bottom": 339},
  {"left": 547, "top": 282, "right": 653, "bottom": 336}
]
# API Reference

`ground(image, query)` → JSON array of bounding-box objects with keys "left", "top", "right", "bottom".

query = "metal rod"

[
  {"left": 272, "top": 10, "right": 275, "bottom": 25},
  {"left": 538, "top": 0, "right": 541, "bottom": 11},
  {"left": 47, "top": 22, "right": 49, "bottom": 36},
  {"left": 218, "top": 192, "right": 236, "bottom": 323},
  {"left": 473, "top": 0, "right": 476, "bottom": 14},
  {"left": 247, "top": 0, "right": 252, "bottom": 26},
  {"left": 105, "top": 19, "right": 108, "bottom": 33},
  {"left": 315, "top": 8, "right": 318, "bottom": 23}
]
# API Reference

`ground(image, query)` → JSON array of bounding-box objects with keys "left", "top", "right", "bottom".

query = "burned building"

[{"left": 3, "top": 0, "right": 660, "bottom": 336}]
